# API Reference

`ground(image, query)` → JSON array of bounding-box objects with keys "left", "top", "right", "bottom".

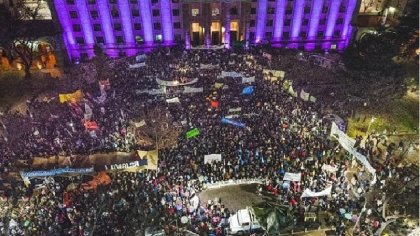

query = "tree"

[
  {"left": 395, "top": 1, "right": 419, "bottom": 61},
  {"left": 0, "top": 1, "right": 50, "bottom": 79},
  {"left": 132, "top": 106, "right": 181, "bottom": 150}
]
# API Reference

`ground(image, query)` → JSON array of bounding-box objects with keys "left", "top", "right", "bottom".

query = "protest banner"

[
  {"left": 104, "top": 159, "right": 148, "bottom": 171},
  {"left": 282, "top": 80, "right": 291, "bottom": 90},
  {"left": 288, "top": 85, "right": 298, "bottom": 97},
  {"left": 283, "top": 172, "right": 301, "bottom": 182},
  {"left": 81, "top": 172, "right": 112, "bottom": 191},
  {"left": 330, "top": 122, "right": 376, "bottom": 184},
  {"left": 228, "top": 108, "right": 242, "bottom": 113},
  {"left": 321, "top": 164, "right": 338, "bottom": 173},
  {"left": 128, "top": 62, "right": 146, "bottom": 69},
  {"left": 204, "top": 154, "right": 222, "bottom": 164},
  {"left": 214, "top": 82, "right": 224, "bottom": 89},
  {"left": 210, "top": 100, "right": 219, "bottom": 108},
  {"left": 221, "top": 117, "right": 246, "bottom": 128},
  {"left": 186, "top": 128, "right": 200, "bottom": 139},
  {"left": 84, "top": 103, "right": 93, "bottom": 120},
  {"left": 242, "top": 76, "right": 255, "bottom": 84},
  {"left": 166, "top": 97, "right": 180, "bottom": 103},
  {"left": 59, "top": 90, "right": 84, "bottom": 103},
  {"left": 301, "top": 186, "right": 332, "bottom": 198},
  {"left": 135, "top": 54, "right": 147, "bottom": 62},
  {"left": 309, "top": 95, "right": 317, "bottom": 103},
  {"left": 300, "top": 89, "right": 310, "bottom": 101},
  {"left": 20, "top": 167, "right": 94, "bottom": 179},
  {"left": 183, "top": 87, "right": 203, "bottom": 93},
  {"left": 156, "top": 78, "right": 198, "bottom": 87}
]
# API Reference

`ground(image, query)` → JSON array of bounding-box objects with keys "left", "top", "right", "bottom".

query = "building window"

[
  {"left": 172, "top": 9, "right": 180, "bottom": 16},
  {"left": 322, "top": 6, "right": 328, "bottom": 14},
  {"left": 134, "top": 23, "right": 141, "bottom": 30},
  {"left": 250, "top": 20, "right": 255, "bottom": 27},
  {"left": 175, "top": 34, "right": 182, "bottom": 41},
  {"left": 230, "top": 7, "right": 238, "bottom": 15},
  {"left": 283, "top": 32, "right": 289, "bottom": 39},
  {"left": 88, "top": 0, "right": 95, "bottom": 4},
  {"left": 334, "top": 30, "right": 340, "bottom": 37},
  {"left": 212, "top": 8, "right": 219, "bottom": 16},
  {"left": 304, "top": 7, "right": 310, "bottom": 14},
  {"left": 109, "top": 0, "right": 116, "bottom": 4},
  {"left": 152, "top": 9, "right": 160, "bottom": 17},
  {"left": 132, "top": 9, "right": 139, "bottom": 17},
  {"left": 336, "top": 18, "right": 344, "bottom": 24},
  {"left": 114, "top": 23, "right": 122, "bottom": 31},
  {"left": 172, "top": 0, "right": 179, "bottom": 2},
  {"left": 94, "top": 24, "right": 101, "bottom": 31},
  {"left": 267, "top": 7, "right": 275, "bottom": 14},
  {"left": 339, "top": 5, "right": 346, "bottom": 13},
  {"left": 76, "top": 37, "right": 84, "bottom": 44},
  {"left": 111, "top": 8, "right": 119, "bottom": 17},
  {"left": 96, "top": 37, "right": 104, "bottom": 44},
  {"left": 266, "top": 20, "right": 273, "bottom": 27},
  {"left": 191, "top": 8, "right": 199, "bottom": 16},
  {"left": 154, "top": 23, "right": 161, "bottom": 30},
  {"left": 69, "top": 11, "right": 77, "bottom": 19},
  {"left": 66, "top": 0, "right": 74, "bottom": 4},
  {"left": 174, "top": 22, "right": 181, "bottom": 29},
  {"left": 151, "top": 0, "right": 158, "bottom": 4},
  {"left": 116, "top": 36, "right": 124, "bottom": 44},
  {"left": 317, "top": 31, "right": 323, "bottom": 38},
  {"left": 73, "top": 24, "right": 81, "bottom": 32},
  {"left": 130, "top": 0, "right": 137, "bottom": 3},
  {"left": 319, "top": 19, "right": 326, "bottom": 25},
  {"left": 285, "top": 20, "right": 291, "bottom": 26},
  {"left": 300, "top": 31, "right": 306, "bottom": 38},
  {"left": 303, "top": 19, "right": 308, "bottom": 26},
  {"left": 286, "top": 9, "right": 292, "bottom": 15},
  {"left": 249, "top": 32, "right": 255, "bottom": 40},
  {"left": 265, "top": 32, "right": 272, "bottom": 39},
  {"left": 251, "top": 8, "right": 256, "bottom": 14},
  {"left": 90, "top": 11, "right": 98, "bottom": 19}
]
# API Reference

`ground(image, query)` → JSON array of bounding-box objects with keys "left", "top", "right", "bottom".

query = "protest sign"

[
  {"left": 204, "top": 154, "right": 222, "bottom": 164},
  {"left": 301, "top": 186, "right": 332, "bottom": 198},
  {"left": 59, "top": 90, "right": 84, "bottom": 103},
  {"left": 242, "top": 86, "right": 254, "bottom": 95},
  {"left": 300, "top": 89, "right": 310, "bottom": 101},
  {"left": 283, "top": 172, "right": 301, "bottom": 182},
  {"left": 166, "top": 97, "right": 180, "bottom": 103},
  {"left": 186, "top": 128, "right": 200, "bottom": 139},
  {"left": 221, "top": 117, "right": 246, "bottom": 128}
]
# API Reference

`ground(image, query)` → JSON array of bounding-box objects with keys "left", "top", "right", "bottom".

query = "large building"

[{"left": 50, "top": 0, "right": 361, "bottom": 61}]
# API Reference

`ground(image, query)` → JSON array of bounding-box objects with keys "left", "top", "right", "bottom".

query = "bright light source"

[{"left": 388, "top": 7, "right": 396, "bottom": 13}]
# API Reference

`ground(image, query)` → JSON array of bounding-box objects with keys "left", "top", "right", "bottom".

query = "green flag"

[{"left": 186, "top": 128, "right": 200, "bottom": 139}]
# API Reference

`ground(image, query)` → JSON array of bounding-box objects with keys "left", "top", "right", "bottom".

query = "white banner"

[
  {"left": 183, "top": 87, "right": 203, "bottom": 93},
  {"left": 204, "top": 179, "right": 265, "bottom": 189},
  {"left": 321, "top": 164, "right": 338, "bottom": 173},
  {"left": 84, "top": 103, "right": 93, "bottom": 120},
  {"left": 228, "top": 107, "right": 242, "bottom": 113},
  {"left": 133, "top": 120, "right": 146, "bottom": 128},
  {"left": 263, "top": 69, "right": 285, "bottom": 79},
  {"left": 288, "top": 85, "right": 298, "bottom": 97},
  {"left": 330, "top": 123, "right": 376, "bottom": 176},
  {"left": 135, "top": 54, "right": 147, "bottom": 62},
  {"left": 301, "top": 186, "right": 332, "bottom": 198},
  {"left": 221, "top": 71, "right": 243, "bottom": 78},
  {"left": 300, "top": 89, "right": 310, "bottom": 101},
  {"left": 166, "top": 97, "right": 180, "bottom": 103},
  {"left": 156, "top": 78, "right": 198, "bottom": 87},
  {"left": 136, "top": 88, "right": 166, "bottom": 95},
  {"left": 242, "top": 76, "right": 255, "bottom": 84},
  {"left": 129, "top": 62, "right": 146, "bottom": 68},
  {"left": 200, "top": 63, "right": 217, "bottom": 69},
  {"left": 283, "top": 172, "right": 301, "bottom": 182},
  {"left": 204, "top": 154, "right": 222, "bottom": 164}
]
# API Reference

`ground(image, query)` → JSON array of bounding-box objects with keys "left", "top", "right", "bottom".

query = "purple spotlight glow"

[
  {"left": 307, "top": 0, "right": 324, "bottom": 39},
  {"left": 324, "top": 0, "right": 342, "bottom": 38},
  {"left": 138, "top": 0, "right": 154, "bottom": 44},
  {"left": 290, "top": 0, "right": 305, "bottom": 39},
  {"left": 97, "top": 0, "right": 115, "bottom": 45},
  {"left": 75, "top": 0, "right": 94, "bottom": 45},
  {"left": 160, "top": 0, "right": 174, "bottom": 43},
  {"left": 272, "top": 0, "right": 287, "bottom": 42},
  {"left": 341, "top": 0, "right": 357, "bottom": 39},
  {"left": 255, "top": 0, "right": 267, "bottom": 43},
  {"left": 117, "top": 0, "right": 135, "bottom": 45}
]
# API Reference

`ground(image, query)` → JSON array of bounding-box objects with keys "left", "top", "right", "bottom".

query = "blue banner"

[
  {"left": 221, "top": 117, "right": 246, "bottom": 128},
  {"left": 242, "top": 86, "right": 254, "bottom": 95},
  {"left": 21, "top": 167, "right": 94, "bottom": 179}
]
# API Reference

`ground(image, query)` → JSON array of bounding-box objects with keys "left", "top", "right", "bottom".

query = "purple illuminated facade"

[{"left": 50, "top": 0, "right": 359, "bottom": 61}]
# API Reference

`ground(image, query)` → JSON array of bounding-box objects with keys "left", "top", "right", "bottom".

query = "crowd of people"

[{"left": 0, "top": 46, "right": 417, "bottom": 236}]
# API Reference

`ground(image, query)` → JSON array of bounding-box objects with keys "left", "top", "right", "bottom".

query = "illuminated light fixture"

[{"left": 388, "top": 7, "right": 396, "bottom": 13}]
